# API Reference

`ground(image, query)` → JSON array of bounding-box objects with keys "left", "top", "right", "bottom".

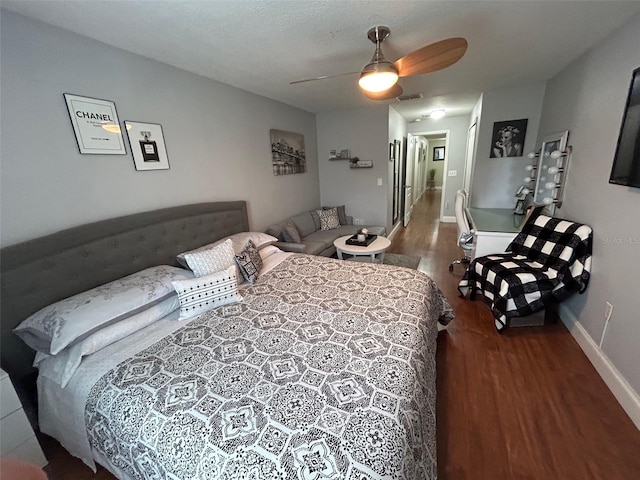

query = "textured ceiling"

[{"left": 4, "top": 1, "right": 640, "bottom": 120}]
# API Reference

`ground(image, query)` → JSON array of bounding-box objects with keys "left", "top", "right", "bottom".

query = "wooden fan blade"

[
  {"left": 362, "top": 83, "right": 403, "bottom": 101},
  {"left": 290, "top": 71, "right": 360, "bottom": 85},
  {"left": 395, "top": 37, "right": 467, "bottom": 78}
]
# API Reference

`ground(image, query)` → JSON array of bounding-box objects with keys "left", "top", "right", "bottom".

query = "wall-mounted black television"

[{"left": 609, "top": 67, "right": 640, "bottom": 188}]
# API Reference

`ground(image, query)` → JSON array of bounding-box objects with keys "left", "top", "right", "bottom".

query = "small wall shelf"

[{"left": 350, "top": 163, "right": 373, "bottom": 169}]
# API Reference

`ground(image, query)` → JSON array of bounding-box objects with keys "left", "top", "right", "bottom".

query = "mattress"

[{"left": 39, "top": 253, "right": 453, "bottom": 479}]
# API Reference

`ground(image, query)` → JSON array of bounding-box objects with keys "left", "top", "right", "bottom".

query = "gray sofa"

[{"left": 265, "top": 207, "right": 386, "bottom": 257}]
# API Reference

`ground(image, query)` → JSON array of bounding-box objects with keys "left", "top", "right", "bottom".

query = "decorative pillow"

[
  {"left": 235, "top": 240, "right": 263, "bottom": 283},
  {"left": 13, "top": 265, "right": 193, "bottom": 355},
  {"left": 37, "top": 295, "right": 180, "bottom": 387},
  {"left": 323, "top": 205, "right": 347, "bottom": 226},
  {"left": 317, "top": 207, "right": 341, "bottom": 230},
  {"left": 281, "top": 220, "right": 302, "bottom": 243},
  {"left": 172, "top": 265, "right": 242, "bottom": 320},
  {"left": 183, "top": 238, "right": 236, "bottom": 278},
  {"left": 177, "top": 232, "right": 277, "bottom": 268}
]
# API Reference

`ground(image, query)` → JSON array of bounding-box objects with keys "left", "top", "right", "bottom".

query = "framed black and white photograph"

[
  {"left": 490, "top": 118, "right": 528, "bottom": 158},
  {"left": 124, "top": 121, "right": 170, "bottom": 171},
  {"left": 270, "top": 129, "right": 306, "bottom": 175},
  {"left": 63, "top": 93, "right": 126, "bottom": 155},
  {"left": 433, "top": 146, "right": 445, "bottom": 161}
]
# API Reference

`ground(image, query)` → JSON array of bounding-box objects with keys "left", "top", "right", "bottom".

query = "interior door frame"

[
  {"left": 391, "top": 139, "right": 402, "bottom": 225},
  {"left": 401, "top": 136, "right": 411, "bottom": 227},
  {"left": 415, "top": 129, "right": 451, "bottom": 221},
  {"left": 463, "top": 118, "right": 478, "bottom": 198}
]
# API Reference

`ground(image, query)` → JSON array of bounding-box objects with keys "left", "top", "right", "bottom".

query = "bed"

[{"left": 0, "top": 201, "right": 453, "bottom": 479}]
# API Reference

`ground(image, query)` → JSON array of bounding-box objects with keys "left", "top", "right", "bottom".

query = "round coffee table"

[{"left": 334, "top": 235, "right": 391, "bottom": 263}]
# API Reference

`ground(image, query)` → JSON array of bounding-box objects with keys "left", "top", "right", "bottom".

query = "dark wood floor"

[
  {"left": 41, "top": 190, "right": 640, "bottom": 479},
  {"left": 390, "top": 190, "right": 640, "bottom": 479}
]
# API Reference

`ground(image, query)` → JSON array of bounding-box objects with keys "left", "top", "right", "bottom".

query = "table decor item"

[{"left": 346, "top": 233, "right": 377, "bottom": 246}]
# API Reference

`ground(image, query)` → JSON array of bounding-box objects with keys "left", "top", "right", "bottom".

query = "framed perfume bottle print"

[{"left": 125, "top": 121, "right": 170, "bottom": 171}]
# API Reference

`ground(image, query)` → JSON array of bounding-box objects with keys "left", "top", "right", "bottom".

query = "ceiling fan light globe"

[
  {"left": 358, "top": 53, "right": 398, "bottom": 93},
  {"left": 358, "top": 70, "right": 398, "bottom": 93}
]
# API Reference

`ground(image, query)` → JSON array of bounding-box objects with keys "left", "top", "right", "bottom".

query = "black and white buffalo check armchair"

[{"left": 458, "top": 212, "right": 593, "bottom": 331}]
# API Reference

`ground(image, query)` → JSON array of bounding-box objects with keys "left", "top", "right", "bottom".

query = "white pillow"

[
  {"left": 259, "top": 245, "right": 281, "bottom": 261},
  {"left": 14, "top": 265, "right": 193, "bottom": 355},
  {"left": 183, "top": 238, "right": 236, "bottom": 278},
  {"left": 172, "top": 265, "right": 242, "bottom": 320},
  {"left": 37, "top": 295, "right": 180, "bottom": 387},
  {"left": 177, "top": 232, "right": 277, "bottom": 268}
]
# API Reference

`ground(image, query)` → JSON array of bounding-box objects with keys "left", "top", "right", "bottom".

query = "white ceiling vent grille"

[{"left": 396, "top": 93, "right": 424, "bottom": 101}]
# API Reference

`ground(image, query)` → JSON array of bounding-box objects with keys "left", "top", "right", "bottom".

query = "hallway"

[{"left": 389, "top": 191, "right": 640, "bottom": 479}]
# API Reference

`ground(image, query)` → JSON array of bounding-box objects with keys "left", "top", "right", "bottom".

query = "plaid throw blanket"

[{"left": 458, "top": 214, "right": 592, "bottom": 330}]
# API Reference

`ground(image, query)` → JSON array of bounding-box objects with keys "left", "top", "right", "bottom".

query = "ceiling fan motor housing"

[{"left": 359, "top": 26, "right": 399, "bottom": 93}]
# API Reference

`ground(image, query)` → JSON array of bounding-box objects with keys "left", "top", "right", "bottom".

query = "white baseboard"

[
  {"left": 559, "top": 304, "right": 640, "bottom": 430},
  {"left": 441, "top": 216, "right": 456, "bottom": 223},
  {"left": 387, "top": 223, "right": 401, "bottom": 240}
]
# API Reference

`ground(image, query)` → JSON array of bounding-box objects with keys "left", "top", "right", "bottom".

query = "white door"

[
  {"left": 403, "top": 184, "right": 412, "bottom": 226},
  {"left": 403, "top": 135, "right": 414, "bottom": 227}
]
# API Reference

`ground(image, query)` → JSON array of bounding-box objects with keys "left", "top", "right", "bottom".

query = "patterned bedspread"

[{"left": 85, "top": 254, "right": 454, "bottom": 479}]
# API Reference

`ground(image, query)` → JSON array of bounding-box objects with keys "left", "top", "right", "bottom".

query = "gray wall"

[
  {"left": 408, "top": 115, "right": 470, "bottom": 219},
  {"left": 537, "top": 14, "right": 640, "bottom": 394},
  {"left": 317, "top": 105, "right": 389, "bottom": 229},
  {"left": 426, "top": 139, "right": 446, "bottom": 187},
  {"left": 471, "top": 83, "right": 546, "bottom": 208},
  {"left": 0, "top": 11, "right": 319, "bottom": 246}
]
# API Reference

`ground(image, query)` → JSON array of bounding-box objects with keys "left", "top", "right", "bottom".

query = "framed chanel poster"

[{"left": 63, "top": 93, "right": 126, "bottom": 155}]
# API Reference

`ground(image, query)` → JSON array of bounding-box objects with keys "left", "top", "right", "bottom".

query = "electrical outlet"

[
  {"left": 377, "top": 177, "right": 383, "bottom": 186},
  {"left": 605, "top": 302, "right": 613, "bottom": 322}
]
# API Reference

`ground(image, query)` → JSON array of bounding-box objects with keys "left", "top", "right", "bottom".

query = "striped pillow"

[{"left": 172, "top": 265, "right": 242, "bottom": 320}]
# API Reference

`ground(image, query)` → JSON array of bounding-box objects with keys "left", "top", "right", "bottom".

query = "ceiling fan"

[{"left": 291, "top": 26, "right": 468, "bottom": 101}]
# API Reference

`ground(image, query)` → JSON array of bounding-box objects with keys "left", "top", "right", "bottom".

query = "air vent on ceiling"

[{"left": 396, "top": 93, "right": 424, "bottom": 101}]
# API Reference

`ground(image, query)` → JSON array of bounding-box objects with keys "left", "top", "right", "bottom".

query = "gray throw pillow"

[{"left": 282, "top": 220, "right": 302, "bottom": 243}]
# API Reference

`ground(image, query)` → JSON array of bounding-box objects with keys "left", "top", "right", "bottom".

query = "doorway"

[{"left": 405, "top": 130, "right": 450, "bottom": 222}]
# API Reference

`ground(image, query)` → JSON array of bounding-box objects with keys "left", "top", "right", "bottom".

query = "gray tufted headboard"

[{"left": 0, "top": 201, "right": 249, "bottom": 381}]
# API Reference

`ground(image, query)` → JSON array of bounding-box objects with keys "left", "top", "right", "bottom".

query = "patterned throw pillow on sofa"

[
  {"left": 323, "top": 205, "right": 347, "bottom": 226},
  {"left": 317, "top": 207, "right": 340, "bottom": 230}
]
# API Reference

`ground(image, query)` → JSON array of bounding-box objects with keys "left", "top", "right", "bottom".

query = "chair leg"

[
  {"left": 449, "top": 256, "right": 470, "bottom": 271},
  {"left": 544, "top": 301, "right": 560, "bottom": 323}
]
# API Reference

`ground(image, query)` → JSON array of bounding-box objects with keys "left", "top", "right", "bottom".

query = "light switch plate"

[{"left": 448, "top": 170, "right": 458, "bottom": 177}]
